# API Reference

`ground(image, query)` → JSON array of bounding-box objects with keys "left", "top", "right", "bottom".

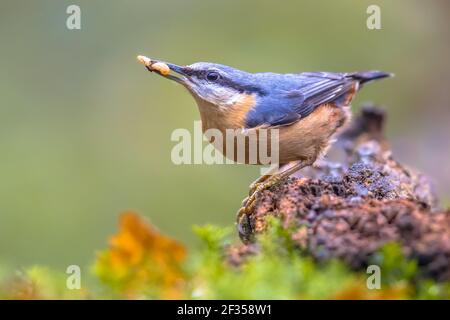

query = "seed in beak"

[
  {"left": 137, "top": 55, "right": 152, "bottom": 66},
  {"left": 151, "top": 62, "right": 170, "bottom": 75},
  {"left": 136, "top": 55, "right": 171, "bottom": 76}
]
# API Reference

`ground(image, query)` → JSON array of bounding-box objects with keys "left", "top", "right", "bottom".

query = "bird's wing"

[{"left": 245, "top": 72, "right": 356, "bottom": 128}]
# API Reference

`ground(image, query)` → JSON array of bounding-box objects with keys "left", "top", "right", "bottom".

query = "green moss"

[
  {"left": 186, "top": 218, "right": 449, "bottom": 299},
  {"left": 1, "top": 218, "right": 448, "bottom": 299}
]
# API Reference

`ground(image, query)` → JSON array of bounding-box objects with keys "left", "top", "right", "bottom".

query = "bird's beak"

[{"left": 137, "top": 55, "right": 187, "bottom": 84}]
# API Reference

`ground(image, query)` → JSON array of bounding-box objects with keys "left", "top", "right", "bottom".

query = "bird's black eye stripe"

[{"left": 188, "top": 68, "right": 267, "bottom": 95}]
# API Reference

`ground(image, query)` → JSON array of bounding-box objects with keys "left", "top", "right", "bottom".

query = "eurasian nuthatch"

[{"left": 137, "top": 55, "right": 392, "bottom": 220}]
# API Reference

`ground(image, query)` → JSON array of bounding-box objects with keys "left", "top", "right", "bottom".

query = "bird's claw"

[
  {"left": 236, "top": 177, "right": 280, "bottom": 226},
  {"left": 236, "top": 160, "right": 310, "bottom": 242},
  {"left": 236, "top": 178, "right": 279, "bottom": 242}
]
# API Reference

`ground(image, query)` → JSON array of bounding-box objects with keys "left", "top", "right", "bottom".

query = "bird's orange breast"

[
  {"left": 195, "top": 93, "right": 256, "bottom": 132},
  {"left": 277, "top": 103, "right": 350, "bottom": 164},
  {"left": 195, "top": 96, "right": 350, "bottom": 165}
]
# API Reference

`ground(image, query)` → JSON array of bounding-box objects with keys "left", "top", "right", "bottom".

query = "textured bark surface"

[{"left": 232, "top": 105, "right": 450, "bottom": 282}]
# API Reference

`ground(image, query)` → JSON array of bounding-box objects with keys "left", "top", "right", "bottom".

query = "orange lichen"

[{"left": 94, "top": 211, "right": 186, "bottom": 299}]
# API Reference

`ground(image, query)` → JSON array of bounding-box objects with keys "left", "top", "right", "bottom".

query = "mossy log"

[{"left": 232, "top": 105, "right": 450, "bottom": 282}]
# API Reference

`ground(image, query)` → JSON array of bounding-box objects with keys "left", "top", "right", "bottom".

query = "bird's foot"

[
  {"left": 248, "top": 174, "right": 271, "bottom": 196},
  {"left": 236, "top": 174, "right": 286, "bottom": 242}
]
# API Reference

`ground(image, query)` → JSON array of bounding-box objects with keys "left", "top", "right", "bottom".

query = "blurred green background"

[{"left": 1, "top": 0, "right": 449, "bottom": 270}]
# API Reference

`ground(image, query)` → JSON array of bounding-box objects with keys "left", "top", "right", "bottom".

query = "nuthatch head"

[
  {"left": 138, "top": 56, "right": 262, "bottom": 108},
  {"left": 137, "top": 55, "right": 392, "bottom": 166}
]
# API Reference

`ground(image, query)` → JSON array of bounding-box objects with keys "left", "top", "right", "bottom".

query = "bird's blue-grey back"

[
  {"left": 245, "top": 70, "right": 391, "bottom": 128},
  {"left": 183, "top": 62, "right": 391, "bottom": 128}
]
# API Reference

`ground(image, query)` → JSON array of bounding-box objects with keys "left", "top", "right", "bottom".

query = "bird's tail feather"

[{"left": 350, "top": 71, "right": 393, "bottom": 84}]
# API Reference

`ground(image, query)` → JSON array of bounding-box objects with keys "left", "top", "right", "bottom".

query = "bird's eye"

[{"left": 206, "top": 71, "right": 220, "bottom": 81}]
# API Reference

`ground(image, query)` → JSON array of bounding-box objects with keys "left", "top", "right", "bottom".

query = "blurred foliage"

[
  {"left": 0, "top": 266, "right": 89, "bottom": 300},
  {"left": 93, "top": 212, "right": 186, "bottom": 298},
  {"left": 1, "top": 212, "right": 448, "bottom": 299}
]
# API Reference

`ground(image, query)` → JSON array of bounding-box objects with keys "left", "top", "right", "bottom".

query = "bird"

[{"left": 137, "top": 55, "right": 392, "bottom": 227}]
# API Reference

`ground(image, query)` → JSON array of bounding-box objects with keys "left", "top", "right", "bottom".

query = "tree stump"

[{"left": 233, "top": 105, "right": 450, "bottom": 282}]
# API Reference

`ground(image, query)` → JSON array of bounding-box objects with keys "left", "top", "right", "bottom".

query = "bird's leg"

[
  {"left": 244, "top": 161, "right": 304, "bottom": 211},
  {"left": 239, "top": 164, "right": 288, "bottom": 216},
  {"left": 236, "top": 159, "right": 312, "bottom": 226}
]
